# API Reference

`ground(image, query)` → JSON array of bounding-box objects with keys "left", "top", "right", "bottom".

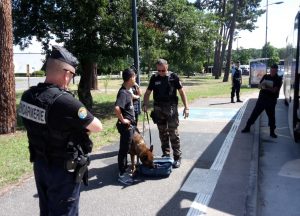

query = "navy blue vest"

[{"left": 19, "top": 84, "right": 71, "bottom": 161}]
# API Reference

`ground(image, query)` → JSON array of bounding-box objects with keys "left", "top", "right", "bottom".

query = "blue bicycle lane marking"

[{"left": 179, "top": 108, "right": 239, "bottom": 121}]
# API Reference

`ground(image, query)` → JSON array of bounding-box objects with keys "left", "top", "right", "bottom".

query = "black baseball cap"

[{"left": 50, "top": 45, "right": 79, "bottom": 68}]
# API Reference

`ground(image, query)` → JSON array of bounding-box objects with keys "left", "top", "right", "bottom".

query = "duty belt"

[{"left": 154, "top": 101, "right": 177, "bottom": 106}]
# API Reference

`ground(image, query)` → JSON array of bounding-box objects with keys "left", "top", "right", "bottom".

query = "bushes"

[
  {"left": 31, "top": 70, "right": 45, "bottom": 77},
  {"left": 14, "top": 70, "right": 45, "bottom": 77}
]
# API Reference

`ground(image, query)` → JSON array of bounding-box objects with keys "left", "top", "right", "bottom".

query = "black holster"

[
  {"left": 66, "top": 131, "right": 93, "bottom": 186},
  {"left": 74, "top": 154, "right": 90, "bottom": 186}
]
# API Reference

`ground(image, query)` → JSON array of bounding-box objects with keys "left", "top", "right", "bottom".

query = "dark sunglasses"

[{"left": 158, "top": 70, "right": 166, "bottom": 72}]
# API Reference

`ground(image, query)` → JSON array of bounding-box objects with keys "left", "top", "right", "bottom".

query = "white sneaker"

[{"left": 118, "top": 173, "right": 134, "bottom": 185}]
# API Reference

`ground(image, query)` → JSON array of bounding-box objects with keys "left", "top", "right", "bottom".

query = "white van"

[{"left": 240, "top": 65, "right": 250, "bottom": 75}]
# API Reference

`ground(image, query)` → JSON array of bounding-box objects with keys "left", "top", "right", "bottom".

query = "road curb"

[{"left": 245, "top": 115, "right": 260, "bottom": 216}]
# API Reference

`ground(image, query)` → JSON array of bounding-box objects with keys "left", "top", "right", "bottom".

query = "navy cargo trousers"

[{"left": 33, "top": 159, "right": 81, "bottom": 216}]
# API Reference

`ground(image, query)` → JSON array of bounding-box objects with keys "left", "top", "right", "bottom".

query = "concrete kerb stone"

[{"left": 245, "top": 115, "right": 260, "bottom": 216}]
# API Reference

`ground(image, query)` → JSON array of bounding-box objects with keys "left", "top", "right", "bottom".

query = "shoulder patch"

[{"left": 78, "top": 107, "right": 88, "bottom": 119}]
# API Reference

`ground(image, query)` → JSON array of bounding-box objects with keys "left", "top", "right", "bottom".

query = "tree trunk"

[
  {"left": 0, "top": 0, "right": 16, "bottom": 134},
  {"left": 223, "top": 0, "right": 238, "bottom": 82},
  {"left": 220, "top": 27, "right": 229, "bottom": 78},
  {"left": 91, "top": 63, "right": 98, "bottom": 90},
  {"left": 213, "top": 35, "right": 221, "bottom": 79},
  {"left": 78, "top": 60, "right": 95, "bottom": 111},
  {"left": 213, "top": 0, "right": 226, "bottom": 79}
]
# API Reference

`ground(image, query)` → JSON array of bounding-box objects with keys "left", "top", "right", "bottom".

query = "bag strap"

[{"left": 142, "top": 110, "right": 153, "bottom": 149}]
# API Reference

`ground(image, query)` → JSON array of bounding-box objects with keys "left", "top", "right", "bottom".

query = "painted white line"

[
  {"left": 211, "top": 101, "right": 247, "bottom": 171},
  {"left": 183, "top": 100, "right": 249, "bottom": 216},
  {"left": 187, "top": 193, "right": 211, "bottom": 216}
]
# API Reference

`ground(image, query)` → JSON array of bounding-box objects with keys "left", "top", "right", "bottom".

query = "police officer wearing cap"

[
  {"left": 231, "top": 60, "right": 243, "bottom": 103},
  {"left": 241, "top": 64, "right": 282, "bottom": 138},
  {"left": 143, "top": 59, "right": 189, "bottom": 168},
  {"left": 18, "top": 45, "right": 102, "bottom": 215}
]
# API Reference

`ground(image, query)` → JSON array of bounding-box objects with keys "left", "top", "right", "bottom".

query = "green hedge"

[{"left": 15, "top": 70, "right": 45, "bottom": 77}]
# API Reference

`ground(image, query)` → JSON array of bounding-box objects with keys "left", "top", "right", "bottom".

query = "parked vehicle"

[
  {"left": 283, "top": 10, "right": 300, "bottom": 142},
  {"left": 240, "top": 65, "right": 250, "bottom": 75}
]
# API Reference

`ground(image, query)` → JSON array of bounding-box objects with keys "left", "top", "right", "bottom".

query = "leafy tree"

[
  {"left": 150, "top": 0, "right": 218, "bottom": 75},
  {"left": 247, "top": 48, "right": 262, "bottom": 60},
  {"left": 262, "top": 43, "right": 280, "bottom": 66},
  {"left": 198, "top": 0, "right": 264, "bottom": 80},
  {"left": 138, "top": 0, "right": 167, "bottom": 74},
  {"left": 278, "top": 47, "right": 287, "bottom": 60},
  {"left": 0, "top": 0, "right": 16, "bottom": 134},
  {"left": 13, "top": 0, "right": 133, "bottom": 109},
  {"left": 231, "top": 47, "right": 252, "bottom": 64}
]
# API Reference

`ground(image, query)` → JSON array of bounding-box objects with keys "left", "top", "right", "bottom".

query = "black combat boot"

[
  {"left": 237, "top": 98, "right": 243, "bottom": 102},
  {"left": 231, "top": 98, "right": 235, "bottom": 103},
  {"left": 241, "top": 125, "right": 251, "bottom": 133},
  {"left": 270, "top": 129, "right": 277, "bottom": 138},
  {"left": 173, "top": 158, "right": 181, "bottom": 168}
]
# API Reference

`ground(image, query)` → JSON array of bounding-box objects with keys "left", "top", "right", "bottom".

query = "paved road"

[
  {"left": 0, "top": 95, "right": 248, "bottom": 216},
  {"left": 2, "top": 91, "right": 299, "bottom": 216},
  {"left": 15, "top": 77, "right": 80, "bottom": 91},
  {"left": 258, "top": 98, "right": 300, "bottom": 216}
]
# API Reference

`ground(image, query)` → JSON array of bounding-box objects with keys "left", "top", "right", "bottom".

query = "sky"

[
  {"left": 13, "top": 40, "right": 46, "bottom": 73},
  {"left": 238, "top": 0, "right": 300, "bottom": 49},
  {"left": 13, "top": 0, "right": 300, "bottom": 72}
]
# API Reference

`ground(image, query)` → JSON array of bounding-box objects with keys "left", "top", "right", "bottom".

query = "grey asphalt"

[
  {"left": 257, "top": 98, "right": 300, "bottom": 216},
  {"left": 1, "top": 91, "right": 300, "bottom": 215},
  {"left": 206, "top": 92, "right": 300, "bottom": 215}
]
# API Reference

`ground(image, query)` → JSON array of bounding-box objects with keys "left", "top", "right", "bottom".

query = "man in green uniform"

[{"left": 143, "top": 59, "right": 189, "bottom": 168}]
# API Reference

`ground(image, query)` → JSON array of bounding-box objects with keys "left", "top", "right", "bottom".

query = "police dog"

[{"left": 129, "top": 128, "right": 154, "bottom": 174}]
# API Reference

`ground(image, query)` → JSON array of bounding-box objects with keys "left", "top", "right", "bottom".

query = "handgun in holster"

[
  {"left": 67, "top": 131, "right": 93, "bottom": 186},
  {"left": 74, "top": 154, "right": 90, "bottom": 186}
]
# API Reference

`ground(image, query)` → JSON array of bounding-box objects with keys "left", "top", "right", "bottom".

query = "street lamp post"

[{"left": 265, "top": 0, "right": 284, "bottom": 57}]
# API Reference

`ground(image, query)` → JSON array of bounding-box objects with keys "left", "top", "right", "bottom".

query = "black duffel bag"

[{"left": 139, "top": 157, "right": 174, "bottom": 177}]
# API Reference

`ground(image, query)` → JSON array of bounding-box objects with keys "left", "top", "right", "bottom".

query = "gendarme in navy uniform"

[
  {"left": 242, "top": 63, "right": 282, "bottom": 138},
  {"left": 18, "top": 45, "right": 102, "bottom": 215},
  {"left": 143, "top": 59, "right": 189, "bottom": 168},
  {"left": 231, "top": 60, "right": 243, "bottom": 103}
]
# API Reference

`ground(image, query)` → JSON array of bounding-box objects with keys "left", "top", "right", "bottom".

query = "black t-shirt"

[
  {"left": 48, "top": 89, "right": 94, "bottom": 131},
  {"left": 115, "top": 86, "right": 135, "bottom": 123},
  {"left": 147, "top": 72, "right": 182, "bottom": 103},
  {"left": 259, "top": 74, "right": 282, "bottom": 99}
]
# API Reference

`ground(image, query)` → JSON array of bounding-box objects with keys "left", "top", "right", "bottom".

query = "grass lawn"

[{"left": 0, "top": 75, "right": 258, "bottom": 191}]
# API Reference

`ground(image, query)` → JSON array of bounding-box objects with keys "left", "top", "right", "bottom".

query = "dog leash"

[{"left": 142, "top": 110, "right": 153, "bottom": 149}]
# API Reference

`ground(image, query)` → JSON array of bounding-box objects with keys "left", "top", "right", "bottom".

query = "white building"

[{"left": 14, "top": 53, "right": 45, "bottom": 74}]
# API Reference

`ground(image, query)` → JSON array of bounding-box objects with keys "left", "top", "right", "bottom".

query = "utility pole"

[
  {"left": 132, "top": 0, "right": 141, "bottom": 114},
  {"left": 132, "top": 0, "right": 140, "bottom": 85},
  {"left": 264, "top": 1, "right": 284, "bottom": 59}
]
